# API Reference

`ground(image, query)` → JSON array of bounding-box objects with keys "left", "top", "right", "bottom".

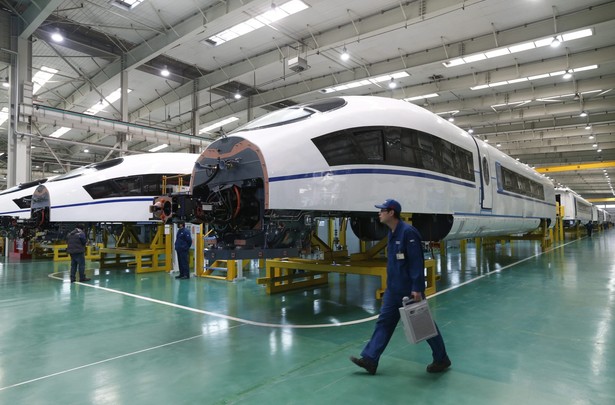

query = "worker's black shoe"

[
  {"left": 70, "top": 278, "right": 76, "bottom": 283},
  {"left": 79, "top": 277, "right": 91, "bottom": 282},
  {"left": 426, "top": 356, "right": 451, "bottom": 373},
  {"left": 350, "top": 356, "right": 377, "bottom": 375}
]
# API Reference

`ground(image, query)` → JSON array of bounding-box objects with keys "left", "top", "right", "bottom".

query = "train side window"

[
  {"left": 384, "top": 127, "right": 403, "bottom": 166},
  {"left": 83, "top": 180, "right": 120, "bottom": 199},
  {"left": 457, "top": 149, "right": 475, "bottom": 181},
  {"left": 441, "top": 142, "right": 456, "bottom": 176},
  {"left": 482, "top": 157, "right": 490, "bottom": 185},
  {"left": 142, "top": 174, "right": 164, "bottom": 195},
  {"left": 353, "top": 129, "right": 383, "bottom": 162},
  {"left": 417, "top": 132, "right": 440, "bottom": 172},
  {"left": 114, "top": 176, "right": 142, "bottom": 196},
  {"left": 312, "top": 130, "right": 361, "bottom": 166},
  {"left": 400, "top": 128, "right": 421, "bottom": 168}
]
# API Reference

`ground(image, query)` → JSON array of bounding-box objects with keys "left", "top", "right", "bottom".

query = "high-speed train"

[
  {"left": 189, "top": 96, "right": 556, "bottom": 252},
  {"left": 0, "top": 153, "right": 198, "bottom": 229},
  {"left": 555, "top": 187, "right": 592, "bottom": 226}
]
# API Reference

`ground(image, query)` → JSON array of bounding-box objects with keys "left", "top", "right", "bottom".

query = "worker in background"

[
  {"left": 350, "top": 199, "right": 451, "bottom": 375},
  {"left": 585, "top": 221, "right": 593, "bottom": 237},
  {"left": 175, "top": 221, "right": 192, "bottom": 279},
  {"left": 67, "top": 223, "right": 91, "bottom": 283}
]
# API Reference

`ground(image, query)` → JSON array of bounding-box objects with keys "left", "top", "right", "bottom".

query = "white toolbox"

[{"left": 398, "top": 297, "right": 438, "bottom": 344}]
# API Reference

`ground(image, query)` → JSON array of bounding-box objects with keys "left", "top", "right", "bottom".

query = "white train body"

[
  {"left": 191, "top": 96, "right": 555, "bottom": 250},
  {"left": 1, "top": 153, "right": 197, "bottom": 225},
  {"left": 0, "top": 178, "right": 53, "bottom": 219},
  {"left": 555, "top": 187, "right": 592, "bottom": 225}
]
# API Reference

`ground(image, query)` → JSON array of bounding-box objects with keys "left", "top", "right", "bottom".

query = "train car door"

[{"left": 471, "top": 139, "right": 493, "bottom": 210}]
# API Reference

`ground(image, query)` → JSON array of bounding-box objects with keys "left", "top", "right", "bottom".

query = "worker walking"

[
  {"left": 175, "top": 222, "right": 192, "bottom": 279},
  {"left": 350, "top": 199, "right": 450, "bottom": 375},
  {"left": 67, "top": 223, "right": 91, "bottom": 283}
]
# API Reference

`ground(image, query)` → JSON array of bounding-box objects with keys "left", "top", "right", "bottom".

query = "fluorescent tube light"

[
  {"left": 49, "top": 127, "right": 71, "bottom": 138},
  {"left": 84, "top": 88, "right": 132, "bottom": 115},
  {"left": 148, "top": 144, "right": 169, "bottom": 152},
  {"left": 204, "top": 0, "right": 308, "bottom": 46},
  {"left": 200, "top": 117, "right": 240, "bottom": 134},
  {"left": 32, "top": 66, "right": 59, "bottom": 95}
]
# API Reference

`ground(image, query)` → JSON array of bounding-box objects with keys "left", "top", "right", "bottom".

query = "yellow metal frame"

[
  {"left": 33, "top": 242, "right": 104, "bottom": 261},
  {"left": 99, "top": 224, "right": 171, "bottom": 273}
]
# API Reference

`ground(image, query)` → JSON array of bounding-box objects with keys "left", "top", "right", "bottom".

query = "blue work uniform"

[
  {"left": 67, "top": 228, "right": 87, "bottom": 282},
  {"left": 175, "top": 226, "right": 193, "bottom": 278},
  {"left": 360, "top": 220, "right": 448, "bottom": 365}
]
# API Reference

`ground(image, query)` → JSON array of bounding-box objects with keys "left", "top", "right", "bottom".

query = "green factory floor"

[{"left": 1, "top": 231, "right": 614, "bottom": 405}]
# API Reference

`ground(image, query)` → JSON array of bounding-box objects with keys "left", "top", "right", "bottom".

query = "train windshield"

[
  {"left": 234, "top": 97, "right": 347, "bottom": 132},
  {"left": 49, "top": 158, "right": 124, "bottom": 182}
]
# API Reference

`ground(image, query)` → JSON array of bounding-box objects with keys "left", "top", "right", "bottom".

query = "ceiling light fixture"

[
  {"left": 204, "top": 1, "right": 309, "bottom": 47},
  {"left": 468, "top": 128, "right": 474, "bottom": 134},
  {"left": 470, "top": 65, "right": 598, "bottom": 91},
  {"left": 111, "top": 0, "right": 146, "bottom": 11},
  {"left": 448, "top": 117, "right": 455, "bottom": 122},
  {"left": 589, "top": 135, "right": 594, "bottom": 140},
  {"left": 32, "top": 66, "right": 59, "bottom": 95},
  {"left": 51, "top": 29, "right": 64, "bottom": 43},
  {"left": 160, "top": 66, "right": 170, "bottom": 77},
  {"left": 148, "top": 144, "right": 169, "bottom": 153},
  {"left": 563, "top": 69, "right": 572, "bottom": 79},
  {"left": 0, "top": 107, "right": 9, "bottom": 126},
  {"left": 550, "top": 36, "right": 561, "bottom": 48},
  {"left": 580, "top": 111, "right": 588, "bottom": 117},
  {"left": 234, "top": 92, "right": 242, "bottom": 100},
  {"left": 199, "top": 117, "right": 240, "bottom": 134},
  {"left": 585, "top": 124, "right": 592, "bottom": 130},
  {"left": 388, "top": 78, "right": 397, "bottom": 89},
  {"left": 84, "top": 88, "right": 132, "bottom": 115},
  {"left": 324, "top": 71, "right": 409, "bottom": 94},
  {"left": 443, "top": 28, "right": 592, "bottom": 68},
  {"left": 340, "top": 46, "right": 350, "bottom": 61},
  {"left": 404, "top": 93, "right": 439, "bottom": 102},
  {"left": 2, "top": 78, "right": 9, "bottom": 88},
  {"left": 597, "top": 149, "right": 602, "bottom": 153},
  {"left": 49, "top": 127, "right": 71, "bottom": 138}
]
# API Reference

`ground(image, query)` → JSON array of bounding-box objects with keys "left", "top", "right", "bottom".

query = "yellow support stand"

[
  {"left": 98, "top": 224, "right": 171, "bottom": 273},
  {"left": 33, "top": 242, "right": 104, "bottom": 261},
  {"left": 198, "top": 259, "right": 250, "bottom": 281}
]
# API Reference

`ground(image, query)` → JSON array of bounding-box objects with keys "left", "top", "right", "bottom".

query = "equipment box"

[{"left": 399, "top": 298, "right": 438, "bottom": 344}]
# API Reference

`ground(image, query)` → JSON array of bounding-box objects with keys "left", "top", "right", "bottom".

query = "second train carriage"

[
  {"left": 0, "top": 153, "right": 199, "bottom": 229},
  {"left": 189, "top": 96, "right": 556, "bottom": 253},
  {"left": 555, "top": 187, "right": 593, "bottom": 227}
]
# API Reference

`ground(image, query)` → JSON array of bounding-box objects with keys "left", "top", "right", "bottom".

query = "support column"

[
  {"left": 117, "top": 56, "right": 129, "bottom": 156},
  {"left": 6, "top": 22, "right": 32, "bottom": 187},
  {"left": 191, "top": 79, "right": 199, "bottom": 137}
]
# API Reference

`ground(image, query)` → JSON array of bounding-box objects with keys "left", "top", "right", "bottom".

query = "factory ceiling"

[{"left": 0, "top": 0, "right": 614, "bottom": 200}]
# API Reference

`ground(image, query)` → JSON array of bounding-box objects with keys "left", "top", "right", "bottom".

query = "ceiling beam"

[
  {"left": 148, "top": 2, "right": 615, "bottom": 127},
  {"left": 535, "top": 161, "right": 615, "bottom": 173},
  {"left": 54, "top": 0, "right": 262, "bottom": 112},
  {"left": 19, "top": 0, "right": 64, "bottom": 39}
]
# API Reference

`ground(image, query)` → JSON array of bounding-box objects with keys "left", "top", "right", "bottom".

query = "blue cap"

[{"left": 374, "top": 199, "right": 401, "bottom": 213}]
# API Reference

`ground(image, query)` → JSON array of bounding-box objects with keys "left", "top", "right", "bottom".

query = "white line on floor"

[{"left": 1, "top": 239, "right": 576, "bottom": 392}]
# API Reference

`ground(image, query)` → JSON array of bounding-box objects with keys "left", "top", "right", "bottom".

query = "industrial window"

[
  {"left": 313, "top": 126, "right": 475, "bottom": 182},
  {"left": 0, "top": 178, "right": 48, "bottom": 196},
  {"left": 50, "top": 158, "right": 124, "bottom": 182},
  {"left": 83, "top": 174, "right": 169, "bottom": 200},
  {"left": 499, "top": 166, "right": 545, "bottom": 200},
  {"left": 237, "top": 98, "right": 347, "bottom": 132}
]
